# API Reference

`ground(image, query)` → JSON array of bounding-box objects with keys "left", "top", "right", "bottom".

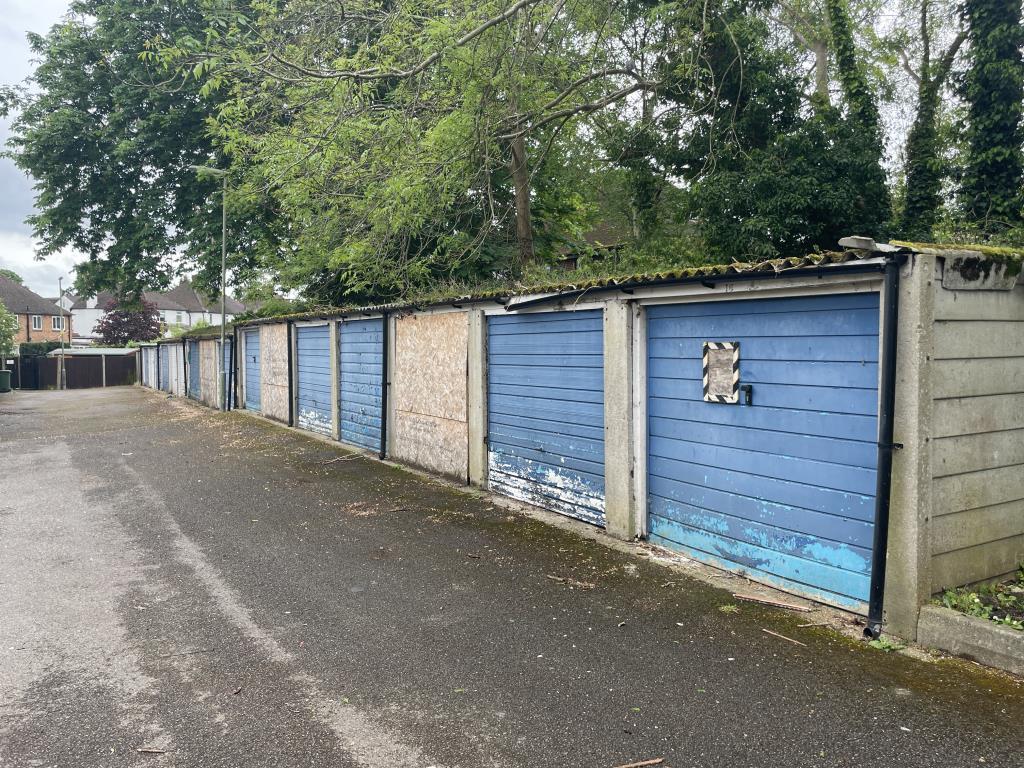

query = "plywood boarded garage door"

[
  {"left": 646, "top": 293, "right": 880, "bottom": 612},
  {"left": 487, "top": 310, "right": 605, "bottom": 526},
  {"left": 296, "top": 324, "right": 332, "bottom": 435}
]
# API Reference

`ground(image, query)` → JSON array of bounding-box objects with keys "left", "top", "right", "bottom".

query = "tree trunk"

[
  {"left": 509, "top": 136, "right": 535, "bottom": 265},
  {"left": 899, "top": 77, "right": 942, "bottom": 239},
  {"left": 899, "top": 10, "right": 966, "bottom": 240},
  {"left": 812, "top": 41, "right": 830, "bottom": 106}
]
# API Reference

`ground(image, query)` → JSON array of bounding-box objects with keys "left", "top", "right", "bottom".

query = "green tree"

[
  {"left": 642, "top": 3, "right": 892, "bottom": 259},
  {"left": 825, "top": 0, "right": 892, "bottom": 226},
  {"left": 0, "top": 269, "right": 24, "bottom": 284},
  {"left": 892, "top": 1, "right": 967, "bottom": 240},
  {"left": 0, "top": 303, "right": 18, "bottom": 368},
  {"left": 164, "top": 0, "right": 735, "bottom": 301},
  {"left": 5, "top": 0, "right": 282, "bottom": 299},
  {"left": 959, "top": 0, "right": 1024, "bottom": 232}
]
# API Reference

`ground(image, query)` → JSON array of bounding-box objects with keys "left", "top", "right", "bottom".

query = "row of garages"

[{"left": 139, "top": 243, "right": 1024, "bottom": 642}]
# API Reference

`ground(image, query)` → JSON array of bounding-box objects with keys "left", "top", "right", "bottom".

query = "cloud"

[
  {"left": 0, "top": 2, "right": 82, "bottom": 296},
  {"left": 0, "top": 230, "right": 79, "bottom": 296}
]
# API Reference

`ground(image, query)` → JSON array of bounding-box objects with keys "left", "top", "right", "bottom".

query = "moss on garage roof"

[
  {"left": 213, "top": 239, "right": 1021, "bottom": 332},
  {"left": 230, "top": 249, "right": 886, "bottom": 328}
]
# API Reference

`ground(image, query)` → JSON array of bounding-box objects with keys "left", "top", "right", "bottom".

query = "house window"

[
  {"left": 52, "top": 316, "right": 64, "bottom": 331},
  {"left": 31, "top": 315, "right": 42, "bottom": 331},
  {"left": 176, "top": 312, "right": 183, "bottom": 324}
]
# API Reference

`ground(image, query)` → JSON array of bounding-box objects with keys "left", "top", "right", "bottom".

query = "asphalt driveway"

[{"left": 1, "top": 387, "right": 1021, "bottom": 767}]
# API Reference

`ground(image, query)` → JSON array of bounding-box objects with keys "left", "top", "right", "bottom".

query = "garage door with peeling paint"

[
  {"left": 487, "top": 310, "right": 605, "bottom": 526},
  {"left": 296, "top": 325, "right": 333, "bottom": 435},
  {"left": 339, "top": 318, "right": 383, "bottom": 452},
  {"left": 646, "top": 293, "right": 880, "bottom": 612}
]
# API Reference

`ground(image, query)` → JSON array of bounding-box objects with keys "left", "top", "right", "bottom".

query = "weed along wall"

[
  {"left": 158, "top": 243, "right": 1024, "bottom": 643},
  {"left": 389, "top": 310, "right": 470, "bottom": 481}
]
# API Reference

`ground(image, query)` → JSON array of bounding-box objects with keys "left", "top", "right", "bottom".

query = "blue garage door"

[
  {"left": 339, "top": 318, "right": 383, "bottom": 451},
  {"left": 221, "top": 339, "right": 234, "bottom": 409},
  {"left": 244, "top": 329, "right": 261, "bottom": 411},
  {"left": 647, "top": 293, "right": 880, "bottom": 612},
  {"left": 487, "top": 310, "right": 605, "bottom": 526},
  {"left": 296, "top": 325, "right": 333, "bottom": 435},
  {"left": 187, "top": 340, "right": 200, "bottom": 400},
  {"left": 158, "top": 344, "right": 170, "bottom": 392}
]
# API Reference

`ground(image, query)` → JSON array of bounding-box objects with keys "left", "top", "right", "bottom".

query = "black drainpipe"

[
  {"left": 379, "top": 311, "right": 389, "bottom": 459},
  {"left": 287, "top": 320, "right": 295, "bottom": 426},
  {"left": 865, "top": 253, "right": 904, "bottom": 639}
]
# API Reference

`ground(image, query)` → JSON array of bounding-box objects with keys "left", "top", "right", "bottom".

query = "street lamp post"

[{"left": 189, "top": 165, "right": 229, "bottom": 411}]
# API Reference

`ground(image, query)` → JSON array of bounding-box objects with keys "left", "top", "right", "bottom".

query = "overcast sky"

[{"left": 1, "top": 0, "right": 76, "bottom": 297}]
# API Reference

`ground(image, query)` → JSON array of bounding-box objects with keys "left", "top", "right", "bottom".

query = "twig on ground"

[
  {"left": 761, "top": 628, "right": 807, "bottom": 647},
  {"left": 610, "top": 759, "right": 665, "bottom": 768},
  {"left": 321, "top": 455, "right": 361, "bottom": 465},
  {"left": 733, "top": 593, "right": 812, "bottom": 612}
]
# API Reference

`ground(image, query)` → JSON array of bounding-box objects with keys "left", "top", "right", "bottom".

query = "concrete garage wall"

[
  {"left": 390, "top": 311, "right": 469, "bottom": 481},
  {"left": 199, "top": 338, "right": 220, "bottom": 408},
  {"left": 929, "top": 274, "right": 1024, "bottom": 591},
  {"left": 261, "top": 322, "right": 291, "bottom": 423}
]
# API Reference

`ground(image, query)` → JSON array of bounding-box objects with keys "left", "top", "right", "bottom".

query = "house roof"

[
  {"left": 72, "top": 291, "right": 189, "bottom": 312},
  {"left": 0, "top": 275, "right": 71, "bottom": 316},
  {"left": 164, "top": 279, "right": 246, "bottom": 314}
]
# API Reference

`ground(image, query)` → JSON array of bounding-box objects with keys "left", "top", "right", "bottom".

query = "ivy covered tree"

[
  {"left": 892, "top": 0, "right": 967, "bottom": 240},
  {"left": 959, "top": 0, "right": 1024, "bottom": 233},
  {"left": 825, "top": 0, "right": 892, "bottom": 224},
  {"left": 94, "top": 298, "right": 161, "bottom": 346}
]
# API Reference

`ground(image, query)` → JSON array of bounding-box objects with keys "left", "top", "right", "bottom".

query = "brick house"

[{"left": 0, "top": 275, "right": 72, "bottom": 346}]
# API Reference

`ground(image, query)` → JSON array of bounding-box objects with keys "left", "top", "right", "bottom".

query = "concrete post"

[
  {"left": 884, "top": 252, "right": 937, "bottom": 640},
  {"left": 101, "top": 355, "right": 107, "bottom": 387},
  {"left": 329, "top": 320, "right": 340, "bottom": 441},
  {"left": 384, "top": 313, "right": 398, "bottom": 459},
  {"left": 467, "top": 309, "right": 488, "bottom": 488},
  {"left": 604, "top": 299, "right": 637, "bottom": 540}
]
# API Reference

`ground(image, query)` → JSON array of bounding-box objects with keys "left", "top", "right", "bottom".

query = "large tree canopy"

[
  {"left": 5, "top": 0, "right": 283, "bottom": 299},
  {"left": 6, "top": 0, "right": 1022, "bottom": 305}
]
